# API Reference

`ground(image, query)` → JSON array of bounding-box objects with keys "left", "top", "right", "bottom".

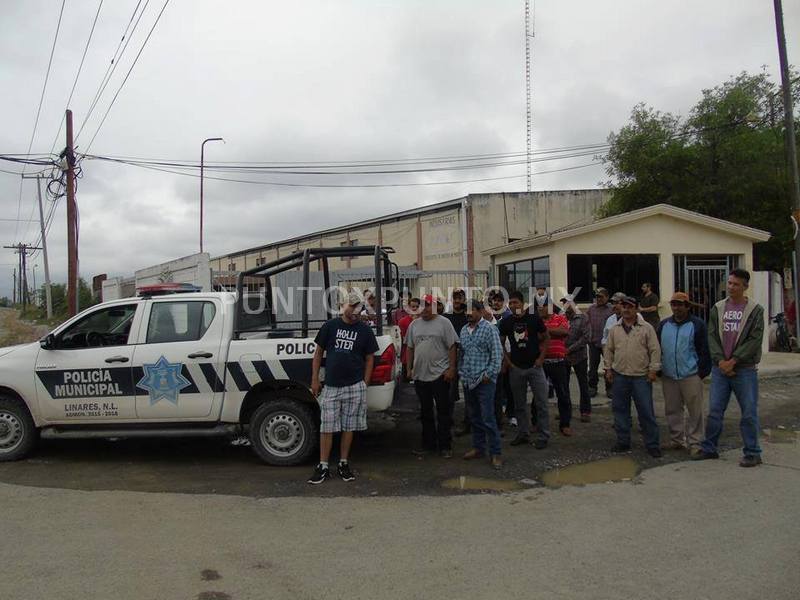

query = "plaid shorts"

[{"left": 318, "top": 380, "right": 368, "bottom": 433}]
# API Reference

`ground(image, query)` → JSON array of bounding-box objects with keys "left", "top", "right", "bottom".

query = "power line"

[
  {"left": 75, "top": 0, "right": 148, "bottom": 142},
  {"left": 93, "top": 156, "right": 601, "bottom": 188},
  {"left": 84, "top": 148, "right": 607, "bottom": 176},
  {"left": 83, "top": 0, "right": 171, "bottom": 154},
  {"left": 85, "top": 142, "right": 612, "bottom": 167},
  {"left": 49, "top": 0, "right": 105, "bottom": 155},
  {"left": 15, "top": 0, "right": 66, "bottom": 241}
]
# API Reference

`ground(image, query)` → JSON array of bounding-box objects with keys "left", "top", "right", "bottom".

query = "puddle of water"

[
  {"left": 540, "top": 457, "right": 640, "bottom": 488},
  {"left": 441, "top": 476, "right": 524, "bottom": 492},
  {"left": 763, "top": 429, "right": 799, "bottom": 444}
]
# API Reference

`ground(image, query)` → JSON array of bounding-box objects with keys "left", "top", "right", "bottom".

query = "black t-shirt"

[
  {"left": 445, "top": 310, "right": 468, "bottom": 336},
  {"left": 497, "top": 313, "right": 547, "bottom": 368},
  {"left": 314, "top": 318, "right": 379, "bottom": 387}
]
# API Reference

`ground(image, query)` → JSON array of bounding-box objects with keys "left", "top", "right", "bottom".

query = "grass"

[{"left": 0, "top": 309, "right": 52, "bottom": 347}]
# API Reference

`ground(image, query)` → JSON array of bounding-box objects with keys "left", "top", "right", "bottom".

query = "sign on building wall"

[{"left": 423, "top": 210, "right": 462, "bottom": 268}]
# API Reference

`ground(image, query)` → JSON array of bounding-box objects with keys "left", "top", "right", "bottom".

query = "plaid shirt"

[
  {"left": 586, "top": 302, "right": 614, "bottom": 347},
  {"left": 458, "top": 319, "right": 503, "bottom": 390}
]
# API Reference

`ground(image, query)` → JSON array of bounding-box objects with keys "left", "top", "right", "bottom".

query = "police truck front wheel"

[
  {"left": 249, "top": 398, "right": 318, "bottom": 466},
  {"left": 0, "top": 396, "right": 37, "bottom": 462}
]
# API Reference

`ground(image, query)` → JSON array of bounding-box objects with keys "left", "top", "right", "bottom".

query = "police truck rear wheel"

[
  {"left": 249, "top": 398, "right": 317, "bottom": 466},
  {"left": 0, "top": 396, "right": 37, "bottom": 462}
]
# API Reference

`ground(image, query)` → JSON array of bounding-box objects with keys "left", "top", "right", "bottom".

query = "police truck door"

[
  {"left": 132, "top": 298, "right": 225, "bottom": 420},
  {"left": 34, "top": 303, "right": 141, "bottom": 422}
]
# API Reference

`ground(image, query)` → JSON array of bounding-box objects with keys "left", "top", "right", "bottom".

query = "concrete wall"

[
  {"left": 210, "top": 190, "right": 609, "bottom": 275},
  {"left": 101, "top": 276, "right": 136, "bottom": 301},
  {"left": 134, "top": 253, "right": 213, "bottom": 291},
  {"left": 468, "top": 190, "right": 607, "bottom": 271},
  {"left": 493, "top": 213, "right": 757, "bottom": 321}
]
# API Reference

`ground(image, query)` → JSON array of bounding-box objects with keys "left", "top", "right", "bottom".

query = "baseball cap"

[
  {"left": 595, "top": 287, "right": 609, "bottom": 297},
  {"left": 610, "top": 292, "right": 626, "bottom": 303},
  {"left": 620, "top": 295, "right": 639, "bottom": 307},
  {"left": 422, "top": 294, "right": 438, "bottom": 305},
  {"left": 343, "top": 291, "right": 364, "bottom": 310},
  {"left": 670, "top": 292, "right": 691, "bottom": 304}
]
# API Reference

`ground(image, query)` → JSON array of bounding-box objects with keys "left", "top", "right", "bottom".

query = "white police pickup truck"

[{"left": 0, "top": 246, "right": 401, "bottom": 466}]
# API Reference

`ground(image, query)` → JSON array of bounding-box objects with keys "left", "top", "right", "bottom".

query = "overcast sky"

[{"left": 1, "top": 0, "right": 798, "bottom": 300}]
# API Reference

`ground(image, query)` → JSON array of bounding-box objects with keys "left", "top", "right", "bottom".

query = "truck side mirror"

[{"left": 39, "top": 333, "right": 56, "bottom": 350}]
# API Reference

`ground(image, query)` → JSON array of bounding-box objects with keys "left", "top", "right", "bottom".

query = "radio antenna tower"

[{"left": 525, "top": 0, "right": 534, "bottom": 192}]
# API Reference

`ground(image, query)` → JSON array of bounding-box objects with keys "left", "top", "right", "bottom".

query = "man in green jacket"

[{"left": 694, "top": 269, "right": 765, "bottom": 467}]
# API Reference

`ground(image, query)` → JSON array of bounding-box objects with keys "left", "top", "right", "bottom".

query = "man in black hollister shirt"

[{"left": 308, "top": 293, "right": 378, "bottom": 485}]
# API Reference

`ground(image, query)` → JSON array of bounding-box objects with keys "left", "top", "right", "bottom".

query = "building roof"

[
  {"left": 213, "top": 195, "right": 469, "bottom": 260},
  {"left": 213, "top": 188, "right": 607, "bottom": 260},
  {"left": 483, "top": 203, "right": 771, "bottom": 256}
]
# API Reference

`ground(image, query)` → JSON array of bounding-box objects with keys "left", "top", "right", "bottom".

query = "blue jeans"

[
  {"left": 611, "top": 372, "right": 660, "bottom": 450},
  {"left": 702, "top": 366, "right": 761, "bottom": 457},
  {"left": 467, "top": 381, "right": 502, "bottom": 456}
]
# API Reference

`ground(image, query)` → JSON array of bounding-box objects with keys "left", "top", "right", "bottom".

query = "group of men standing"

[
  {"left": 306, "top": 267, "right": 765, "bottom": 484},
  {"left": 598, "top": 269, "right": 764, "bottom": 467}
]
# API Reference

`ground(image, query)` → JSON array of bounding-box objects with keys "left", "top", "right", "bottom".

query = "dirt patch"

[{"left": 0, "top": 308, "right": 50, "bottom": 347}]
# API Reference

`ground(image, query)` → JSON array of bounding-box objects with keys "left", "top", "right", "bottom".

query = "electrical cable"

[
  {"left": 49, "top": 0, "right": 105, "bottom": 155},
  {"left": 15, "top": 0, "right": 66, "bottom": 241},
  {"left": 75, "top": 0, "right": 148, "bottom": 142},
  {"left": 82, "top": 0, "right": 171, "bottom": 154},
  {"left": 93, "top": 157, "right": 601, "bottom": 188}
]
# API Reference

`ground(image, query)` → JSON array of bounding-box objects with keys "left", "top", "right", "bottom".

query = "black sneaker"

[
  {"left": 337, "top": 462, "right": 356, "bottom": 482},
  {"left": 646, "top": 447, "right": 663, "bottom": 458},
  {"left": 533, "top": 439, "right": 548, "bottom": 450},
  {"left": 739, "top": 455, "right": 762, "bottom": 468},
  {"left": 510, "top": 434, "right": 531, "bottom": 446},
  {"left": 307, "top": 464, "right": 330, "bottom": 485},
  {"left": 691, "top": 450, "right": 720, "bottom": 461},
  {"left": 610, "top": 443, "right": 631, "bottom": 453}
]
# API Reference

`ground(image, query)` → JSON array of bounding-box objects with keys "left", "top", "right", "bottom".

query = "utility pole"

[
  {"left": 35, "top": 175, "right": 53, "bottom": 318},
  {"left": 12, "top": 268, "right": 16, "bottom": 305},
  {"left": 200, "top": 137, "right": 224, "bottom": 254},
  {"left": 65, "top": 109, "right": 78, "bottom": 317},
  {"left": 773, "top": 0, "right": 800, "bottom": 340},
  {"left": 22, "top": 174, "right": 53, "bottom": 318},
  {"left": 5, "top": 244, "right": 42, "bottom": 311}
]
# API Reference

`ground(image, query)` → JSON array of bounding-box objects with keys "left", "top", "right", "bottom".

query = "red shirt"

[
  {"left": 399, "top": 315, "right": 414, "bottom": 365},
  {"left": 543, "top": 313, "right": 570, "bottom": 359}
]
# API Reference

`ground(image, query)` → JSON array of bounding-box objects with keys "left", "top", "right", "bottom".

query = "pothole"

[{"left": 540, "top": 456, "right": 640, "bottom": 488}]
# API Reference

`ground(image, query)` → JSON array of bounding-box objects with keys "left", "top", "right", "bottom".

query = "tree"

[
  {"left": 35, "top": 278, "right": 98, "bottom": 322},
  {"left": 602, "top": 70, "right": 800, "bottom": 271}
]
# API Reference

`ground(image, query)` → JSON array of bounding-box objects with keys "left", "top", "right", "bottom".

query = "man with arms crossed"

[{"left": 309, "top": 292, "right": 379, "bottom": 484}]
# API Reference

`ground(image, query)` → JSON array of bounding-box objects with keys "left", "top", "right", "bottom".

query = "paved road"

[
  {"left": 1, "top": 440, "right": 797, "bottom": 600},
  {"left": 0, "top": 375, "right": 797, "bottom": 497}
]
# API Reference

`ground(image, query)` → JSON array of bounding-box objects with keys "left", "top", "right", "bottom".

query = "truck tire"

[
  {"left": 248, "top": 398, "right": 318, "bottom": 466},
  {"left": 0, "top": 396, "right": 37, "bottom": 462}
]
